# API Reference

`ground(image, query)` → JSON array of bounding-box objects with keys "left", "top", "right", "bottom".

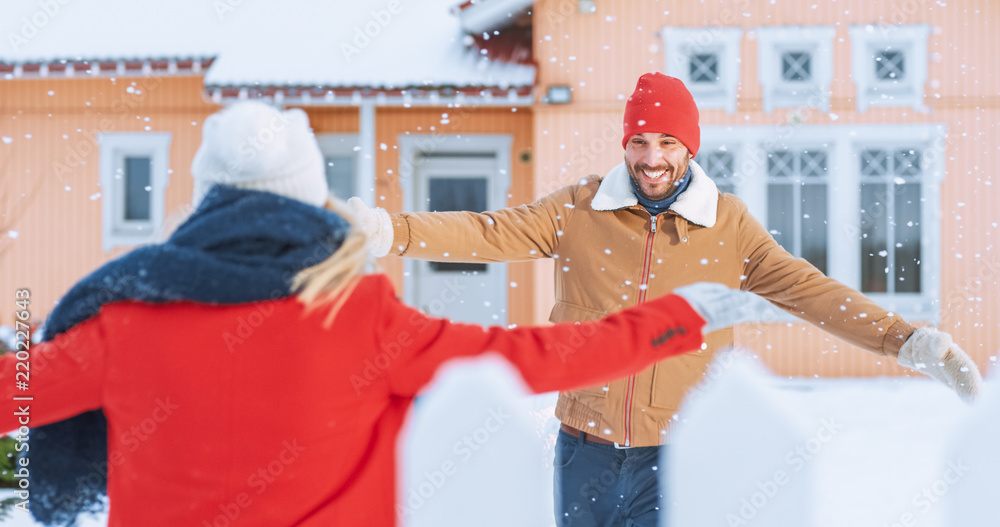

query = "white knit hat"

[{"left": 190, "top": 101, "right": 329, "bottom": 208}]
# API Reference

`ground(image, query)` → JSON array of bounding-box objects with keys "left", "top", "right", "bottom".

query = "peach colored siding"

[
  {"left": 1, "top": 76, "right": 219, "bottom": 327},
  {"left": 531, "top": 0, "right": 999, "bottom": 376}
]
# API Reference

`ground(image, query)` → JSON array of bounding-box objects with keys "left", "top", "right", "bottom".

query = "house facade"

[{"left": 1, "top": 0, "right": 996, "bottom": 378}]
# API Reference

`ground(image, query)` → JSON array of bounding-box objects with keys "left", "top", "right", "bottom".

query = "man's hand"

[
  {"left": 347, "top": 197, "right": 393, "bottom": 257},
  {"left": 897, "top": 328, "right": 983, "bottom": 403},
  {"left": 672, "top": 282, "right": 772, "bottom": 333}
]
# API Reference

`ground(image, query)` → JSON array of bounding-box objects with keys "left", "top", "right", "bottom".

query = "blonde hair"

[{"left": 293, "top": 197, "right": 373, "bottom": 326}]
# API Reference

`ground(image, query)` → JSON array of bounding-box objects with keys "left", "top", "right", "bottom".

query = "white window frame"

[
  {"left": 702, "top": 124, "right": 945, "bottom": 323},
  {"left": 98, "top": 133, "right": 171, "bottom": 251},
  {"left": 698, "top": 144, "right": 740, "bottom": 195},
  {"left": 661, "top": 27, "right": 743, "bottom": 114},
  {"left": 849, "top": 24, "right": 931, "bottom": 113},
  {"left": 756, "top": 26, "right": 836, "bottom": 114},
  {"left": 316, "top": 134, "right": 361, "bottom": 201}
]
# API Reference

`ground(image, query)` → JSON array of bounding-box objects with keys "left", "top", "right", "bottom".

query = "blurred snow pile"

[
  {"left": 398, "top": 353, "right": 551, "bottom": 527},
  {"left": 666, "top": 349, "right": 996, "bottom": 527}
]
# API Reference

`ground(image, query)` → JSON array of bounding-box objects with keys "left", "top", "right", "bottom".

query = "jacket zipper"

[{"left": 623, "top": 213, "right": 658, "bottom": 447}]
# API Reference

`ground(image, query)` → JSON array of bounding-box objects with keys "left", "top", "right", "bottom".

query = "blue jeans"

[{"left": 553, "top": 429, "right": 665, "bottom": 527}]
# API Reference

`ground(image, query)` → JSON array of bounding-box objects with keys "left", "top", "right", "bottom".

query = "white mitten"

[
  {"left": 347, "top": 197, "right": 393, "bottom": 257},
  {"left": 672, "top": 282, "right": 772, "bottom": 333},
  {"left": 897, "top": 328, "right": 983, "bottom": 403}
]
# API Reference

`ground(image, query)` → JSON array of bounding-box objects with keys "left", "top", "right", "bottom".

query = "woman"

[{"left": 1, "top": 102, "right": 764, "bottom": 526}]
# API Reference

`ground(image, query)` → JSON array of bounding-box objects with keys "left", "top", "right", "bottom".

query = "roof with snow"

[{"left": 0, "top": 0, "right": 535, "bottom": 91}]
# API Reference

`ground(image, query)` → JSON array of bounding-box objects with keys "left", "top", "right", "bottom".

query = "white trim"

[
  {"left": 357, "top": 101, "right": 377, "bottom": 206},
  {"left": 209, "top": 90, "right": 536, "bottom": 107},
  {"left": 661, "top": 27, "right": 743, "bottom": 114},
  {"left": 755, "top": 26, "right": 836, "bottom": 113},
  {"left": 316, "top": 133, "right": 361, "bottom": 200},
  {"left": 701, "top": 123, "right": 945, "bottom": 323},
  {"left": 849, "top": 24, "right": 931, "bottom": 113},
  {"left": 97, "top": 133, "right": 172, "bottom": 252}
]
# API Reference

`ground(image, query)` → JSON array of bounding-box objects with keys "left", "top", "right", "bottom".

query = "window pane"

[
  {"left": 428, "top": 177, "right": 488, "bottom": 272},
  {"left": 875, "top": 50, "right": 905, "bottom": 81},
  {"left": 767, "top": 183, "right": 794, "bottom": 251},
  {"left": 781, "top": 51, "right": 812, "bottom": 82},
  {"left": 861, "top": 149, "right": 889, "bottom": 177},
  {"left": 703, "top": 150, "right": 735, "bottom": 193},
  {"left": 325, "top": 155, "right": 354, "bottom": 200},
  {"left": 860, "top": 183, "right": 888, "bottom": 293},
  {"left": 800, "top": 150, "right": 826, "bottom": 178},
  {"left": 689, "top": 53, "right": 719, "bottom": 84},
  {"left": 124, "top": 156, "right": 151, "bottom": 221},
  {"left": 894, "top": 183, "right": 922, "bottom": 293},
  {"left": 767, "top": 151, "right": 794, "bottom": 178},
  {"left": 800, "top": 184, "right": 828, "bottom": 274},
  {"left": 894, "top": 148, "right": 921, "bottom": 176}
]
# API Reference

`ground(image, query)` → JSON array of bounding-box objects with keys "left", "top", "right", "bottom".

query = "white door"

[{"left": 401, "top": 138, "right": 511, "bottom": 326}]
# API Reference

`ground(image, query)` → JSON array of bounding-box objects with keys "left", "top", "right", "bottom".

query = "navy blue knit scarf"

[
  {"left": 28, "top": 186, "right": 350, "bottom": 525},
  {"left": 630, "top": 165, "right": 692, "bottom": 216}
]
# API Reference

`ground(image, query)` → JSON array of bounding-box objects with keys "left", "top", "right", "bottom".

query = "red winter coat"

[{"left": 1, "top": 274, "right": 704, "bottom": 526}]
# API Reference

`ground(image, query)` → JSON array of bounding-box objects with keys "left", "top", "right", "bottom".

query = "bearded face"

[{"left": 624, "top": 133, "right": 691, "bottom": 201}]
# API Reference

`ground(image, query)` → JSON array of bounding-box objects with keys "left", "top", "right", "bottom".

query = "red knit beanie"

[{"left": 622, "top": 72, "right": 701, "bottom": 157}]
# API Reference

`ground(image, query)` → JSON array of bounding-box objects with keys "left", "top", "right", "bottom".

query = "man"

[{"left": 349, "top": 72, "right": 983, "bottom": 526}]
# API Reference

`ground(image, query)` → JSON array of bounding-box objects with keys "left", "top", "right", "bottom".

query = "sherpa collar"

[{"left": 591, "top": 159, "right": 719, "bottom": 228}]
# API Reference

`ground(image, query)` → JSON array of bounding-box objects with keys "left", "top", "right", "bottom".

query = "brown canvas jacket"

[{"left": 390, "top": 160, "right": 916, "bottom": 446}]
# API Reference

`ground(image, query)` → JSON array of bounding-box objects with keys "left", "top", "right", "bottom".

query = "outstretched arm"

[
  {"left": 733, "top": 196, "right": 983, "bottom": 402},
  {"left": 367, "top": 275, "right": 708, "bottom": 397},
  {"left": 1, "top": 316, "right": 107, "bottom": 433},
  {"left": 736, "top": 196, "right": 915, "bottom": 356},
  {"left": 349, "top": 184, "right": 579, "bottom": 262}
]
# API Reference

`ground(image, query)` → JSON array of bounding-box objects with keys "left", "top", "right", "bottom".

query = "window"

[
  {"left": 765, "top": 149, "right": 829, "bottom": 275},
  {"left": 849, "top": 24, "right": 931, "bottom": 112},
  {"left": 875, "top": 50, "right": 905, "bottom": 81},
  {"left": 661, "top": 27, "right": 743, "bottom": 113},
  {"left": 427, "top": 177, "right": 488, "bottom": 273},
  {"left": 316, "top": 134, "right": 360, "bottom": 200},
  {"left": 858, "top": 148, "right": 923, "bottom": 294},
  {"left": 756, "top": 26, "right": 835, "bottom": 113},
  {"left": 689, "top": 53, "right": 720, "bottom": 84},
  {"left": 98, "top": 133, "right": 171, "bottom": 251},
  {"left": 699, "top": 148, "right": 737, "bottom": 195},
  {"left": 701, "top": 124, "right": 945, "bottom": 321},
  {"left": 781, "top": 51, "right": 812, "bottom": 82}
]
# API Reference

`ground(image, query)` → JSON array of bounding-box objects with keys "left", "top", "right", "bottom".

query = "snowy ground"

[{"left": 0, "top": 374, "right": 987, "bottom": 526}]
